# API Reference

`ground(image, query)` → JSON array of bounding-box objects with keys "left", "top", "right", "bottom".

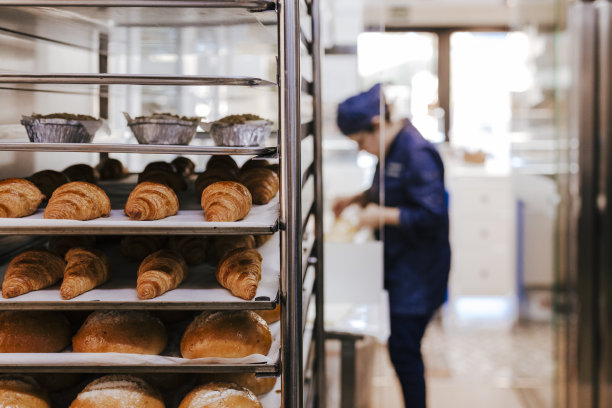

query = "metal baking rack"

[{"left": 0, "top": 1, "right": 324, "bottom": 407}]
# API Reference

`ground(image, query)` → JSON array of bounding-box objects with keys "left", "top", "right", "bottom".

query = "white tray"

[{"left": 0, "top": 233, "right": 279, "bottom": 309}]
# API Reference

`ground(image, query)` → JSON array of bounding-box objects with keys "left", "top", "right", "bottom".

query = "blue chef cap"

[{"left": 336, "top": 83, "right": 383, "bottom": 135}]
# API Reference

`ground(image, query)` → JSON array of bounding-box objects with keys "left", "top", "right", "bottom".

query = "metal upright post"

[
  {"left": 311, "top": 0, "right": 325, "bottom": 407},
  {"left": 279, "top": 0, "right": 303, "bottom": 407}
]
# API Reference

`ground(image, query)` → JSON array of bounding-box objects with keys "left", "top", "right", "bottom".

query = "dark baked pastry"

[
  {"left": 239, "top": 167, "right": 279, "bottom": 205},
  {"left": 195, "top": 167, "right": 239, "bottom": 199},
  {"left": 62, "top": 164, "right": 100, "bottom": 184},
  {"left": 138, "top": 170, "right": 187, "bottom": 192},
  {"left": 240, "top": 159, "right": 269, "bottom": 174},
  {"left": 48, "top": 235, "right": 97, "bottom": 257},
  {"left": 205, "top": 155, "right": 239, "bottom": 175},
  {"left": 96, "top": 158, "right": 128, "bottom": 180},
  {"left": 27, "top": 170, "right": 70, "bottom": 199},
  {"left": 120, "top": 236, "right": 166, "bottom": 262},
  {"left": 171, "top": 157, "right": 196, "bottom": 177},
  {"left": 143, "top": 161, "right": 176, "bottom": 174}
]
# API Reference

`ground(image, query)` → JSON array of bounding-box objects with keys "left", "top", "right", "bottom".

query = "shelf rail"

[{"left": 0, "top": 0, "right": 275, "bottom": 9}]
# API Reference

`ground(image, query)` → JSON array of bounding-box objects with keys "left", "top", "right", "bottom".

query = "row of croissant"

[
  {"left": 2, "top": 233, "right": 271, "bottom": 301},
  {"left": 0, "top": 308, "right": 279, "bottom": 407},
  {"left": 0, "top": 155, "right": 279, "bottom": 222}
]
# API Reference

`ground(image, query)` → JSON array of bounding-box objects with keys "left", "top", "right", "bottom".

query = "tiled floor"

[{"left": 368, "top": 320, "right": 554, "bottom": 408}]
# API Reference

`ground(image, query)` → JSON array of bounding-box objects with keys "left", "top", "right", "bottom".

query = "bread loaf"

[
  {"left": 197, "top": 372, "right": 276, "bottom": 396},
  {"left": 69, "top": 375, "right": 164, "bottom": 408},
  {"left": 180, "top": 311, "right": 271, "bottom": 359},
  {"left": 0, "top": 311, "right": 71, "bottom": 353},
  {"left": 178, "top": 382, "right": 262, "bottom": 408},
  {"left": 0, "top": 375, "right": 50, "bottom": 408},
  {"left": 72, "top": 311, "right": 167, "bottom": 355}
]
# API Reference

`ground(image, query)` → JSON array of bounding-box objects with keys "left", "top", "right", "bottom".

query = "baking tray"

[
  {"left": 0, "top": 322, "right": 280, "bottom": 373},
  {"left": 0, "top": 232, "right": 279, "bottom": 310}
]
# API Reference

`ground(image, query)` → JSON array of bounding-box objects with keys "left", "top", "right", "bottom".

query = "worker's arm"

[{"left": 332, "top": 191, "right": 368, "bottom": 218}]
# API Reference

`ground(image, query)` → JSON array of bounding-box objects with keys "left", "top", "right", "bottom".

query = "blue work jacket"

[{"left": 366, "top": 120, "right": 451, "bottom": 316}]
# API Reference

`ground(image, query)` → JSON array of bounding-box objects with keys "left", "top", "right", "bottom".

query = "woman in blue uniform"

[{"left": 333, "top": 83, "right": 451, "bottom": 408}]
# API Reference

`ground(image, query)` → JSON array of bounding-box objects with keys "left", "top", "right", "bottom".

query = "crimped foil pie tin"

[
  {"left": 21, "top": 115, "right": 103, "bottom": 143},
  {"left": 209, "top": 119, "right": 273, "bottom": 147},
  {"left": 124, "top": 112, "right": 200, "bottom": 145}
]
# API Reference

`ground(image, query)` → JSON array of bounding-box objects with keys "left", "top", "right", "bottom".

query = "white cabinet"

[{"left": 447, "top": 171, "right": 516, "bottom": 299}]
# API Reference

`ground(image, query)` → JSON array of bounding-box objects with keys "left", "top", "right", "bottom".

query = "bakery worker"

[{"left": 333, "top": 83, "right": 451, "bottom": 408}]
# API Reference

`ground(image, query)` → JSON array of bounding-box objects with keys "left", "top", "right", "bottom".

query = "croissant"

[
  {"left": 61, "top": 248, "right": 111, "bottom": 300},
  {"left": 214, "top": 235, "right": 256, "bottom": 260},
  {"left": 2, "top": 249, "right": 65, "bottom": 298},
  {"left": 171, "top": 157, "right": 196, "bottom": 177},
  {"left": 201, "top": 181, "right": 252, "bottom": 222},
  {"left": 27, "top": 170, "right": 70, "bottom": 199},
  {"left": 48, "top": 235, "right": 97, "bottom": 257},
  {"left": 137, "top": 249, "right": 187, "bottom": 299},
  {"left": 62, "top": 164, "right": 100, "bottom": 184},
  {"left": 168, "top": 236, "right": 209, "bottom": 266},
  {"left": 194, "top": 167, "right": 238, "bottom": 199},
  {"left": 216, "top": 248, "right": 262, "bottom": 300},
  {"left": 138, "top": 169, "right": 187, "bottom": 192},
  {"left": 125, "top": 182, "right": 179, "bottom": 221},
  {"left": 205, "top": 155, "right": 239, "bottom": 175},
  {"left": 254, "top": 234, "right": 272, "bottom": 248},
  {"left": 96, "top": 158, "right": 128, "bottom": 180},
  {"left": 266, "top": 162, "right": 279, "bottom": 176},
  {"left": 240, "top": 167, "right": 279, "bottom": 205},
  {"left": 121, "top": 236, "right": 167, "bottom": 262},
  {"left": 0, "top": 178, "right": 45, "bottom": 218},
  {"left": 44, "top": 182, "right": 111, "bottom": 220}
]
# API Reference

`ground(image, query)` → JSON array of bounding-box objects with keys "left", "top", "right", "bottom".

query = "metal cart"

[{"left": 0, "top": 1, "right": 324, "bottom": 406}]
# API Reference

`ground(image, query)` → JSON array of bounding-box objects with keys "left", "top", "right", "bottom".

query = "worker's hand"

[
  {"left": 358, "top": 203, "right": 401, "bottom": 228},
  {"left": 358, "top": 203, "right": 383, "bottom": 228},
  {"left": 331, "top": 196, "right": 354, "bottom": 218}
]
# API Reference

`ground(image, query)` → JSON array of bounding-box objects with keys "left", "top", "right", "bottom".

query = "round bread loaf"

[
  {"left": 197, "top": 372, "right": 276, "bottom": 396},
  {"left": 178, "top": 382, "right": 262, "bottom": 408},
  {"left": 0, "top": 311, "right": 71, "bottom": 353},
  {"left": 180, "top": 311, "right": 271, "bottom": 359},
  {"left": 255, "top": 304, "right": 280, "bottom": 325},
  {"left": 69, "top": 375, "right": 164, "bottom": 408},
  {"left": 72, "top": 311, "right": 167, "bottom": 355},
  {"left": 0, "top": 375, "right": 50, "bottom": 408}
]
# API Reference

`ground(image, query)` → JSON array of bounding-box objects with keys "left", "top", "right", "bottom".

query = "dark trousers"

[{"left": 388, "top": 313, "right": 432, "bottom": 408}]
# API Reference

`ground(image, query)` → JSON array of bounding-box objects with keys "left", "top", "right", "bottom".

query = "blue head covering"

[{"left": 336, "top": 83, "right": 383, "bottom": 135}]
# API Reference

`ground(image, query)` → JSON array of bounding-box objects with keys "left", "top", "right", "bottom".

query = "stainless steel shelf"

[
  {"left": 0, "top": 74, "right": 276, "bottom": 86},
  {"left": 0, "top": 363, "right": 279, "bottom": 374},
  {"left": 0, "top": 0, "right": 275, "bottom": 9},
  {"left": 0, "top": 142, "right": 277, "bottom": 156}
]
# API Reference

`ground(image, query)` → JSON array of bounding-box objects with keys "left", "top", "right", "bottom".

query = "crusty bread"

[
  {"left": 69, "top": 375, "right": 164, "bottom": 408},
  {"left": 0, "top": 375, "right": 50, "bottom": 408},
  {"left": 178, "top": 382, "right": 262, "bottom": 408},
  {"left": 255, "top": 304, "right": 280, "bottom": 325},
  {"left": 72, "top": 311, "right": 167, "bottom": 355},
  {"left": 197, "top": 372, "right": 276, "bottom": 396},
  {"left": 0, "top": 311, "right": 71, "bottom": 353},
  {"left": 180, "top": 311, "right": 271, "bottom": 359}
]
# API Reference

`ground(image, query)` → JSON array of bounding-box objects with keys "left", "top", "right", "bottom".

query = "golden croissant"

[
  {"left": 61, "top": 248, "right": 111, "bottom": 300},
  {"left": 168, "top": 236, "right": 209, "bottom": 266},
  {"left": 125, "top": 182, "right": 179, "bottom": 221},
  {"left": 44, "top": 182, "right": 111, "bottom": 220},
  {"left": 137, "top": 249, "right": 187, "bottom": 299},
  {"left": 216, "top": 248, "right": 262, "bottom": 300},
  {"left": 201, "top": 181, "right": 252, "bottom": 222},
  {"left": 121, "top": 235, "right": 167, "bottom": 262},
  {"left": 0, "top": 178, "right": 45, "bottom": 218},
  {"left": 195, "top": 167, "right": 238, "bottom": 199},
  {"left": 2, "top": 250, "right": 65, "bottom": 298},
  {"left": 214, "top": 235, "right": 256, "bottom": 260},
  {"left": 27, "top": 170, "right": 70, "bottom": 199},
  {"left": 240, "top": 167, "right": 279, "bottom": 205}
]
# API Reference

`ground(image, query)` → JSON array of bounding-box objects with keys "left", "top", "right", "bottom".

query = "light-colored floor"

[{"left": 368, "top": 320, "right": 554, "bottom": 408}]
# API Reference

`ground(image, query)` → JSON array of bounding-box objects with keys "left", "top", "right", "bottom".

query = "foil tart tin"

[
  {"left": 209, "top": 119, "right": 273, "bottom": 147},
  {"left": 21, "top": 115, "right": 103, "bottom": 143},
  {"left": 124, "top": 112, "right": 201, "bottom": 145}
]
